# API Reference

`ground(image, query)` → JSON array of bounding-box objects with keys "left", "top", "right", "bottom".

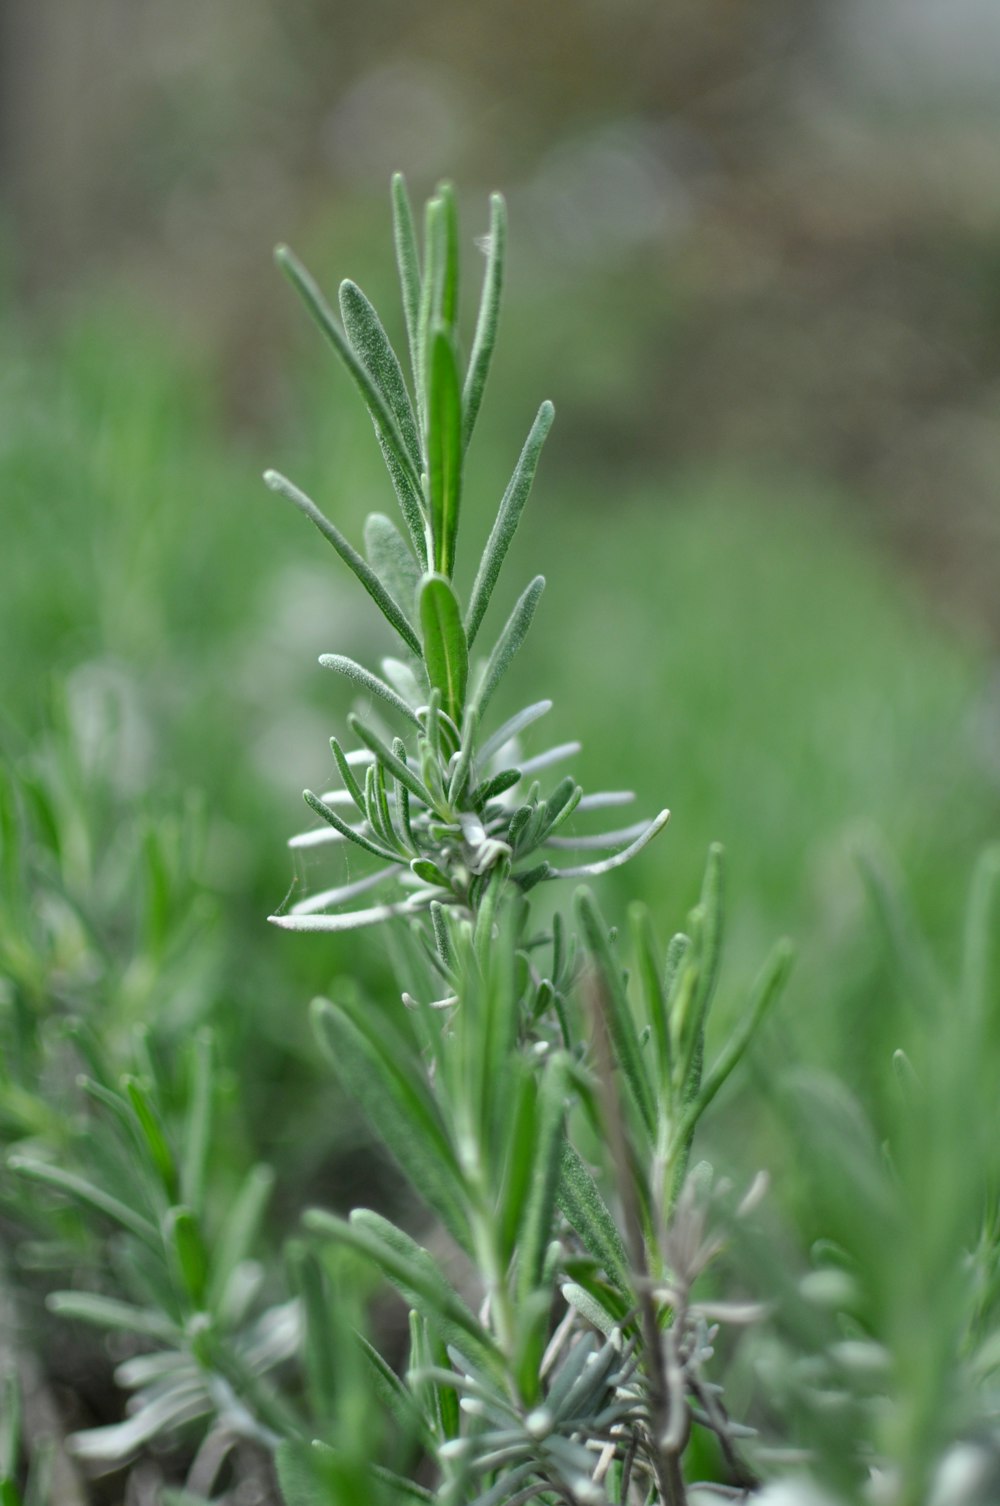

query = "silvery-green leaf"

[
  {"left": 274, "top": 246, "right": 425, "bottom": 543},
  {"left": 318, "top": 654, "right": 422, "bottom": 729},
  {"left": 545, "top": 809, "right": 670, "bottom": 879},
  {"left": 380, "top": 656, "right": 425, "bottom": 710},
  {"left": 469, "top": 575, "right": 545, "bottom": 722},
  {"left": 391, "top": 173, "right": 423, "bottom": 432},
  {"left": 290, "top": 871, "right": 388, "bottom": 917},
  {"left": 576, "top": 888, "right": 656, "bottom": 1144},
  {"left": 462, "top": 192, "right": 506, "bottom": 448},
  {"left": 364, "top": 512, "right": 421, "bottom": 624},
  {"left": 545, "top": 819, "right": 652, "bottom": 851},
  {"left": 477, "top": 698, "right": 553, "bottom": 767},
  {"left": 466, "top": 400, "right": 554, "bottom": 646},
  {"left": 302, "top": 789, "right": 399, "bottom": 861},
  {"left": 264, "top": 471, "right": 421, "bottom": 654},
  {"left": 339, "top": 278, "right": 421, "bottom": 471}
]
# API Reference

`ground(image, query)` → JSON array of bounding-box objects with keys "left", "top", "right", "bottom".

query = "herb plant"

[
  {"left": 260, "top": 176, "right": 791, "bottom": 1504},
  {"left": 4, "top": 175, "right": 999, "bottom": 1506}
]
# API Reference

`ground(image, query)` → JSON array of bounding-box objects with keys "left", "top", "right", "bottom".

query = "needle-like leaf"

[
  {"left": 427, "top": 328, "right": 463, "bottom": 577},
  {"left": 469, "top": 575, "right": 545, "bottom": 723},
  {"left": 339, "top": 278, "right": 421, "bottom": 471},
  {"left": 318, "top": 654, "right": 423, "bottom": 729},
  {"left": 264, "top": 471, "right": 421, "bottom": 655},
  {"left": 466, "top": 402, "right": 554, "bottom": 646},
  {"left": 463, "top": 192, "right": 507, "bottom": 447}
]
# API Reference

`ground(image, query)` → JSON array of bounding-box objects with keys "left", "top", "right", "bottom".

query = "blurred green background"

[{"left": 2, "top": 0, "right": 1000, "bottom": 1470}]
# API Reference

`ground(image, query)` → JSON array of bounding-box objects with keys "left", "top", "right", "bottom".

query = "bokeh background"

[{"left": 2, "top": 1, "right": 1000, "bottom": 1482}]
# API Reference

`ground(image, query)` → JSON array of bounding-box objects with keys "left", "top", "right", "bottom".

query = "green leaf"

[
  {"left": 364, "top": 513, "right": 421, "bottom": 625},
  {"left": 9, "top": 1156, "right": 158, "bottom": 1246},
  {"left": 207, "top": 1164, "right": 274, "bottom": 1308},
  {"left": 165, "top": 1206, "right": 208, "bottom": 1305},
  {"left": 630, "top": 904, "right": 672, "bottom": 1109},
  {"left": 427, "top": 330, "right": 463, "bottom": 577},
  {"left": 264, "top": 470, "right": 421, "bottom": 654},
  {"left": 330, "top": 737, "right": 367, "bottom": 816},
  {"left": 274, "top": 245, "right": 424, "bottom": 523},
  {"left": 575, "top": 888, "right": 657, "bottom": 1145},
  {"left": 46, "top": 1291, "right": 180, "bottom": 1342},
  {"left": 545, "top": 809, "right": 670, "bottom": 880},
  {"left": 287, "top": 1244, "right": 339, "bottom": 1426},
  {"left": 347, "top": 716, "right": 435, "bottom": 810},
  {"left": 561, "top": 1281, "right": 624, "bottom": 1340},
  {"left": 275, "top": 1441, "right": 341, "bottom": 1506},
  {"left": 463, "top": 192, "right": 506, "bottom": 447},
  {"left": 306, "top": 1209, "right": 501, "bottom": 1376},
  {"left": 428, "top": 183, "right": 460, "bottom": 337},
  {"left": 318, "top": 654, "right": 422, "bottom": 729},
  {"left": 303, "top": 789, "right": 399, "bottom": 862},
  {"left": 391, "top": 174, "right": 423, "bottom": 424},
  {"left": 469, "top": 575, "right": 545, "bottom": 722},
  {"left": 466, "top": 402, "right": 554, "bottom": 646},
  {"left": 516, "top": 1053, "right": 569, "bottom": 1306},
  {"left": 124, "top": 1076, "right": 177, "bottom": 1201},
  {"left": 419, "top": 575, "right": 468, "bottom": 728},
  {"left": 556, "top": 1143, "right": 631, "bottom": 1294},
  {"left": 497, "top": 1072, "right": 537, "bottom": 1264},
  {"left": 181, "top": 1030, "right": 213, "bottom": 1217},
  {"left": 339, "top": 278, "right": 421, "bottom": 471},
  {"left": 312, "top": 999, "right": 471, "bottom": 1250},
  {"left": 684, "top": 938, "right": 793, "bottom": 1133}
]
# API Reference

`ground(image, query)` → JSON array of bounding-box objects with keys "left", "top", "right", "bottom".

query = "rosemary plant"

[
  {"left": 264, "top": 177, "right": 792, "bottom": 1506},
  {"left": 4, "top": 175, "right": 999, "bottom": 1506}
]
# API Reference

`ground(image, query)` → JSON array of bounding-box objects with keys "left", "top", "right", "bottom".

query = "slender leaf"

[
  {"left": 330, "top": 735, "right": 367, "bottom": 815},
  {"left": 391, "top": 174, "right": 422, "bottom": 412},
  {"left": 348, "top": 715, "right": 436, "bottom": 808},
  {"left": 517, "top": 1054, "right": 570, "bottom": 1306},
  {"left": 264, "top": 471, "right": 421, "bottom": 654},
  {"left": 306, "top": 1209, "right": 500, "bottom": 1375},
  {"left": 477, "top": 699, "right": 553, "bottom": 768},
  {"left": 339, "top": 278, "right": 421, "bottom": 469},
  {"left": 463, "top": 192, "right": 506, "bottom": 447},
  {"left": 46, "top": 1292, "right": 180, "bottom": 1342},
  {"left": 207, "top": 1164, "right": 275, "bottom": 1307},
  {"left": 544, "top": 808, "right": 669, "bottom": 879},
  {"left": 630, "top": 904, "right": 672, "bottom": 1106},
  {"left": 9, "top": 1157, "right": 158, "bottom": 1245},
  {"left": 165, "top": 1206, "right": 208, "bottom": 1305},
  {"left": 302, "top": 789, "right": 399, "bottom": 861},
  {"left": 427, "top": 329, "right": 463, "bottom": 577},
  {"left": 469, "top": 575, "right": 545, "bottom": 722},
  {"left": 318, "top": 654, "right": 422, "bottom": 729},
  {"left": 466, "top": 402, "right": 554, "bottom": 646},
  {"left": 124, "top": 1076, "right": 177, "bottom": 1201},
  {"left": 419, "top": 575, "right": 468, "bottom": 728},
  {"left": 576, "top": 888, "right": 656, "bottom": 1144},
  {"left": 556, "top": 1144, "right": 631, "bottom": 1293},
  {"left": 274, "top": 246, "right": 424, "bottom": 506},
  {"left": 181, "top": 1030, "right": 213, "bottom": 1216},
  {"left": 686, "top": 938, "right": 794, "bottom": 1131},
  {"left": 364, "top": 513, "right": 421, "bottom": 625},
  {"left": 312, "top": 998, "right": 471, "bottom": 1249}
]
